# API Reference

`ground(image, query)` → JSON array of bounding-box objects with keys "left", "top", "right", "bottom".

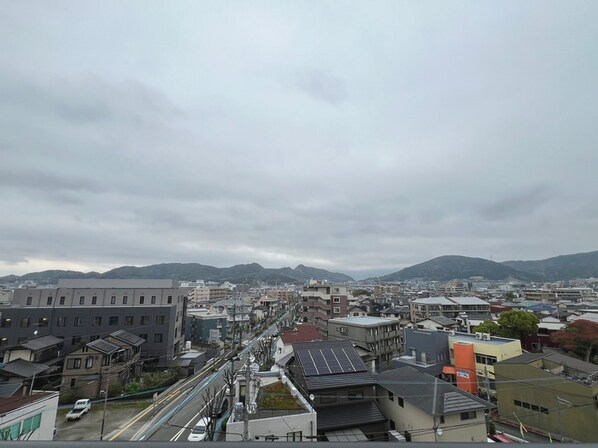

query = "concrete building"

[
  {"left": 443, "top": 332, "right": 522, "bottom": 397},
  {"left": 0, "top": 279, "right": 185, "bottom": 366},
  {"left": 393, "top": 328, "right": 450, "bottom": 377},
  {"left": 495, "top": 351, "right": 598, "bottom": 442},
  {"left": 0, "top": 391, "right": 59, "bottom": 441},
  {"left": 301, "top": 283, "right": 348, "bottom": 338},
  {"left": 444, "top": 280, "right": 465, "bottom": 297},
  {"left": 60, "top": 330, "right": 144, "bottom": 399},
  {"left": 185, "top": 308, "right": 228, "bottom": 345},
  {"left": 327, "top": 316, "right": 402, "bottom": 370},
  {"left": 376, "top": 367, "right": 492, "bottom": 442},
  {"left": 410, "top": 296, "right": 490, "bottom": 322}
]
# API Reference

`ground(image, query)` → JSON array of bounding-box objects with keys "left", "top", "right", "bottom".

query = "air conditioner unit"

[
  {"left": 449, "top": 330, "right": 456, "bottom": 336},
  {"left": 482, "top": 333, "right": 491, "bottom": 341},
  {"left": 475, "top": 332, "right": 483, "bottom": 340}
]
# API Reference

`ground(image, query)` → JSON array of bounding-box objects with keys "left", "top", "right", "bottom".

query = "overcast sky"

[{"left": 1, "top": 1, "right": 597, "bottom": 279}]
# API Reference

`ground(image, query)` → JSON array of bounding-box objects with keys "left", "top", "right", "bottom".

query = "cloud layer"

[{"left": 1, "top": 1, "right": 598, "bottom": 277}]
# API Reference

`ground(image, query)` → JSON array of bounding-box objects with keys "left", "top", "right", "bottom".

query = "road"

[{"left": 134, "top": 314, "right": 287, "bottom": 442}]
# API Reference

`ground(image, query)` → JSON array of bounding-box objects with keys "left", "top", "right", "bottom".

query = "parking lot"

[{"left": 55, "top": 401, "right": 150, "bottom": 441}]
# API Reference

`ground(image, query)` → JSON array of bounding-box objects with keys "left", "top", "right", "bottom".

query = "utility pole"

[{"left": 242, "top": 354, "right": 259, "bottom": 441}]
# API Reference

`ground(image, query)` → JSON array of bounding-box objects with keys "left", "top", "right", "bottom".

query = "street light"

[{"left": 100, "top": 349, "right": 124, "bottom": 441}]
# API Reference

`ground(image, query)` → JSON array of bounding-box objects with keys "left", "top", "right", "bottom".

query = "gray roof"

[
  {"left": 317, "top": 401, "right": 386, "bottom": 431},
  {"left": 87, "top": 339, "right": 120, "bottom": 355},
  {"left": 0, "top": 383, "right": 22, "bottom": 398},
  {"left": 110, "top": 330, "right": 145, "bottom": 347},
  {"left": 304, "top": 371, "right": 376, "bottom": 391},
  {"left": 19, "top": 335, "right": 63, "bottom": 351},
  {"left": 427, "top": 316, "right": 458, "bottom": 326},
  {"left": 498, "top": 351, "right": 598, "bottom": 376},
  {"left": 328, "top": 316, "right": 400, "bottom": 327},
  {"left": 0, "top": 359, "right": 50, "bottom": 378},
  {"left": 376, "top": 367, "right": 493, "bottom": 416}
]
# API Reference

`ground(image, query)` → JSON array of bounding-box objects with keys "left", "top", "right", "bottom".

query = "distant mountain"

[
  {"left": 0, "top": 263, "right": 353, "bottom": 285},
  {"left": 380, "top": 255, "right": 540, "bottom": 282},
  {"left": 503, "top": 250, "right": 598, "bottom": 281}
]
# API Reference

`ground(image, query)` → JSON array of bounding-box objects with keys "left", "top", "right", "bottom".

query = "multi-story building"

[
  {"left": 60, "top": 330, "right": 144, "bottom": 399},
  {"left": 267, "top": 289, "right": 295, "bottom": 302},
  {"left": 301, "top": 283, "right": 348, "bottom": 338},
  {"left": 185, "top": 308, "right": 228, "bottom": 345},
  {"left": 393, "top": 328, "right": 450, "bottom": 376},
  {"left": 0, "top": 279, "right": 186, "bottom": 366},
  {"left": 327, "top": 316, "right": 402, "bottom": 370},
  {"left": 187, "top": 286, "right": 232, "bottom": 307},
  {"left": 443, "top": 332, "right": 522, "bottom": 397},
  {"left": 410, "top": 296, "right": 490, "bottom": 322},
  {"left": 444, "top": 280, "right": 465, "bottom": 297},
  {"left": 495, "top": 351, "right": 598, "bottom": 442},
  {"left": 0, "top": 391, "right": 59, "bottom": 441}
]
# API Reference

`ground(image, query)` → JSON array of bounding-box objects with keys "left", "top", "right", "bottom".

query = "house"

[
  {"left": 226, "top": 370, "right": 316, "bottom": 442},
  {"left": 376, "top": 367, "right": 492, "bottom": 442},
  {"left": 380, "top": 306, "right": 410, "bottom": 321},
  {"left": 347, "top": 305, "right": 368, "bottom": 317},
  {"left": 327, "top": 316, "right": 402, "bottom": 370},
  {"left": 173, "top": 351, "right": 207, "bottom": 376},
  {"left": 0, "top": 360, "right": 52, "bottom": 396},
  {"left": 0, "top": 391, "right": 59, "bottom": 441},
  {"left": 287, "top": 340, "right": 387, "bottom": 440},
  {"left": 495, "top": 351, "right": 598, "bottom": 442},
  {"left": 273, "top": 324, "right": 321, "bottom": 363},
  {"left": 2, "top": 335, "right": 63, "bottom": 366},
  {"left": 60, "top": 330, "right": 144, "bottom": 399},
  {"left": 443, "top": 332, "right": 522, "bottom": 398},
  {"left": 392, "top": 328, "right": 450, "bottom": 377},
  {"left": 414, "top": 316, "right": 459, "bottom": 331}
]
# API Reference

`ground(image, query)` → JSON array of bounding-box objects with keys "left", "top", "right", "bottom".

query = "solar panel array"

[{"left": 298, "top": 346, "right": 367, "bottom": 376}]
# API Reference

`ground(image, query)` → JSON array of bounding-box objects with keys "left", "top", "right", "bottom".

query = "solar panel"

[
  {"left": 322, "top": 348, "right": 342, "bottom": 373},
  {"left": 311, "top": 349, "right": 330, "bottom": 374}
]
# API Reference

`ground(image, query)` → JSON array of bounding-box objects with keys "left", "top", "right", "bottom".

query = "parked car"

[
  {"left": 187, "top": 416, "right": 210, "bottom": 442},
  {"left": 65, "top": 399, "right": 91, "bottom": 421}
]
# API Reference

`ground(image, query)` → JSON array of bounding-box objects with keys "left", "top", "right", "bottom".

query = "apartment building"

[
  {"left": 327, "top": 316, "right": 402, "bottom": 370},
  {"left": 0, "top": 279, "right": 186, "bottom": 366},
  {"left": 410, "top": 296, "right": 490, "bottom": 321},
  {"left": 443, "top": 332, "right": 522, "bottom": 397},
  {"left": 301, "top": 283, "right": 348, "bottom": 338},
  {"left": 185, "top": 308, "right": 228, "bottom": 345},
  {"left": 444, "top": 280, "right": 465, "bottom": 297}
]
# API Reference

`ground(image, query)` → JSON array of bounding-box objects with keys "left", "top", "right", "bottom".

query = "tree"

[
  {"left": 473, "top": 320, "right": 501, "bottom": 336},
  {"left": 497, "top": 310, "right": 539, "bottom": 340},
  {"left": 200, "top": 386, "right": 225, "bottom": 441},
  {"left": 551, "top": 320, "right": 598, "bottom": 362}
]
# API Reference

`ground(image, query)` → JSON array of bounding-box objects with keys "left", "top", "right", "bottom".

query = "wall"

[
  {"left": 226, "top": 412, "right": 315, "bottom": 442},
  {"left": 0, "top": 392, "right": 59, "bottom": 441}
]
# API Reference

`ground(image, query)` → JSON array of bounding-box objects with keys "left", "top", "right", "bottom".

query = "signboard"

[{"left": 456, "top": 370, "right": 470, "bottom": 379}]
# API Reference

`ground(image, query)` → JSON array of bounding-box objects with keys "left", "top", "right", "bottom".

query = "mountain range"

[
  {"left": 2, "top": 250, "right": 598, "bottom": 285},
  {"left": 0, "top": 263, "right": 354, "bottom": 285}
]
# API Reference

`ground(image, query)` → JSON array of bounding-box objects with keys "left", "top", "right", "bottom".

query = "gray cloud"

[{"left": 0, "top": 1, "right": 597, "bottom": 278}]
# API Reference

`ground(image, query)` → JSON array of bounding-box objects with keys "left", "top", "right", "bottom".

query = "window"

[
  {"left": 286, "top": 431, "right": 302, "bottom": 441},
  {"left": 333, "top": 297, "right": 340, "bottom": 303},
  {"left": 57, "top": 316, "right": 67, "bottom": 327},
  {"left": 0, "top": 338, "right": 7, "bottom": 346},
  {"left": 514, "top": 400, "right": 549, "bottom": 414},
  {"left": 111, "top": 296, "right": 116, "bottom": 305},
  {"left": 156, "top": 315, "right": 165, "bottom": 325},
  {"left": 1, "top": 318, "right": 11, "bottom": 328},
  {"left": 72, "top": 335, "right": 82, "bottom": 345},
  {"left": 92, "top": 296, "right": 97, "bottom": 305},
  {"left": 92, "top": 316, "right": 102, "bottom": 326},
  {"left": 74, "top": 316, "right": 83, "bottom": 326},
  {"left": 333, "top": 307, "right": 340, "bottom": 314},
  {"left": 440, "top": 415, "right": 445, "bottom": 424},
  {"left": 79, "top": 296, "right": 85, "bottom": 305},
  {"left": 388, "top": 391, "right": 394, "bottom": 401},
  {"left": 109, "top": 316, "right": 118, "bottom": 326},
  {"left": 390, "top": 420, "right": 396, "bottom": 430},
  {"left": 167, "top": 296, "right": 173, "bottom": 304},
  {"left": 140, "top": 296, "right": 145, "bottom": 304},
  {"left": 154, "top": 333, "right": 163, "bottom": 343},
  {"left": 60, "top": 296, "right": 65, "bottom": 305},
  {"left": 86, "top": 357, "right": 94, "bottom": 368},
  {"left": 151, "top": 295, "right": 156, "bottom": 304},
  {"left": 398, "top": 397, "right": 404, "bottom": 407},
  {"left": 67, "top": 358, "right": 82, "bottom": 369},
  {"left": 47, "top": 296, "right": 53, "bottom": 305},
  {"left": 460, "top": 411, "right": 477, "bottom": 421},
  {"left": 123, "top": 296, "right": 128, "bottom": 304},
  {"left": 26, "top": 296, "right": 32, "bottom": 305},
  {"left": 125, "top": 316, "right": 134, "bottom": 326},
  {"left": 70, "top": 378, "right": 76, "bottom": 387},
  {"left": 20, "top": 317, "right": 30, "bottom": 328},
  {"left": 141, "top": 316, "right": 150, "bottom": 325},
  {"left": 475, "top": 354, "right": 497, "bottom": 366},
  {"left": 38, "top": 317, "right": 48, "bottom": 327}
]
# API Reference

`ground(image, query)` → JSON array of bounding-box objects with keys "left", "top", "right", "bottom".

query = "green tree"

[
  {"left": 473, "top": 320, "right": 501, "bottom": 336},
  {"left": 497, "top": 310, "right": 539, "bottom": 340}
]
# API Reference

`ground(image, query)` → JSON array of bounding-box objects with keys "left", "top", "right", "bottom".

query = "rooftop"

[
  {"left": 449, "top": 332, "right": 519, "bottom": 346},
  {"left": 0, "top": 359, "right": 50, "bottom": 378},
  {"left": 0, "top": 392, "right": 57, "bottom": 415},
  {"left": 280, "top": 324, "right": 322, "bottom": 345},
  {"left": 110, "top": 329, "right": 145, "bottom": 347},
  {"left": 328, "top": 316, "right": 400, "bottom": 327},
  {"left": 57, "top": 278, "right": 176, "bottom": 288},
  {"left": 19, "top": 335, "right": 63, "bottom": 351}
]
